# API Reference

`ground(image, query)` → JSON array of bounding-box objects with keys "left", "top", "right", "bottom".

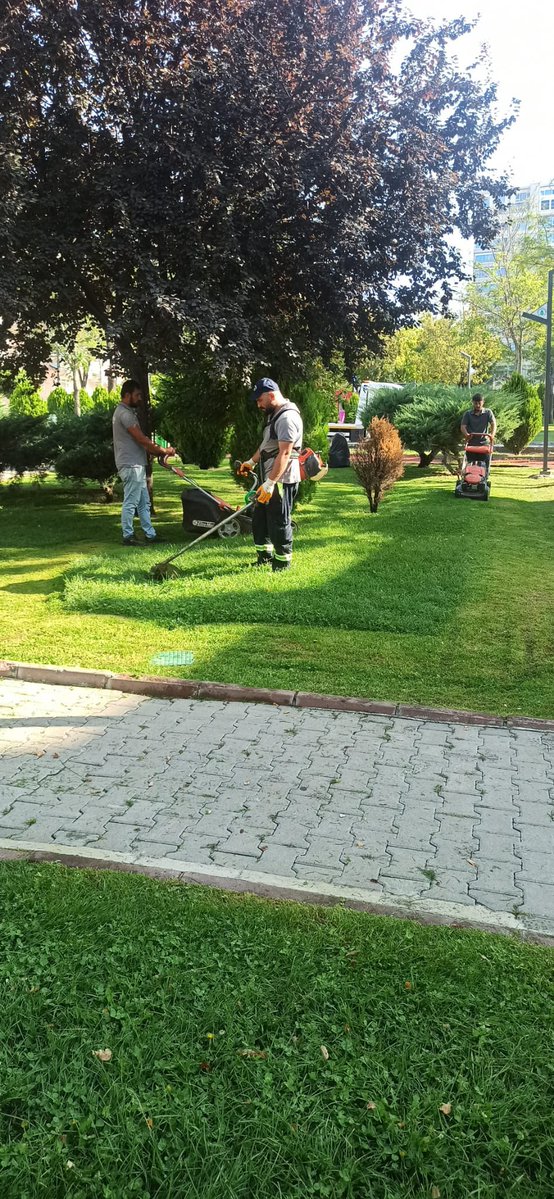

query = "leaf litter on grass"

[{"left": 1, "top": 862, "right": 554, "bottom": 1199}]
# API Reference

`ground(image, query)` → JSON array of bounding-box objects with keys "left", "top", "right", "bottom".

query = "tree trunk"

[
  {"left": 418, "top": 451, "right": 435, "bottom": 468},
  {"left": 72, "top": 368, "right": 81, "bottom": 416}
]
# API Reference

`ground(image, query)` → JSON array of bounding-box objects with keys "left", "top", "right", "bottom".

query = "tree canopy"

[
  {"left": 355, "top": 313, "right": 503, "bottom": 386},
  {"left": 0, "top": 0, "right": 512, "bottom": 424},
  {"left": 468, "top": 208, "right": 554, "bottom": 381}
]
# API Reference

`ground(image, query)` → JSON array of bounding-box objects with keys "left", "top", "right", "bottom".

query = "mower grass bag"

[{"left": 181, "top": 487, "right": 252, "bottom": 538}]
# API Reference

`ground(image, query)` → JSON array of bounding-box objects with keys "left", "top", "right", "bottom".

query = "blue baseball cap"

[{"left": 250, "top": 377, "right": 279, "bottom": 403}]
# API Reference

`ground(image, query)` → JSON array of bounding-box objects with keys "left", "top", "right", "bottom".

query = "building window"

[
  {"left": 540, "top": 188, "right": 554, "bottom": 196},
  {"left": 515, "top": 190, "right": 530, "bottom": 203},
  {"left": 541, "top": 200, "right": 550, "bottom": 210}
]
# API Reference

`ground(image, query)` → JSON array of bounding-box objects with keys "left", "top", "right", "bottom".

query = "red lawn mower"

[{"left": 455, "top": 433, "right": 493, "bottom": 502}]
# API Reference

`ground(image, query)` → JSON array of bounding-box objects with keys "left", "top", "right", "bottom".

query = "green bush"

[
  {"left": 489, "top": 392, "right": 522, "bottom": 447},
  {"left": 47, "top": 386, "right": 74, "bottom": 415},
  {"left": 53, "top": 409, "right": 117, "bottom": 498},
  {"left": 155, "top": 369, "right": 235, "bottom": 469},
  {"left": 91, "top": 385, "right": 114, "bottom": 409},
  {"left": 228, "top": 404, "right": 264, "bottom": 484},
  {"left": 500, "top": 374, "right": 543, "bottom": 454},
  {"left": 0, "top": 413, "right": 57, "bottom": 475},
  {"left": 394, "top": 388, "right": 468, "bottom": 472},
  {"left": 9, "top": 371, "right": 46, "bottom": 417},
  {"left": 287, "top": 378, "right": 336, "bottom": 437},
  {"left": 77, "top": 388, "right": 94, "bottom": 414}
]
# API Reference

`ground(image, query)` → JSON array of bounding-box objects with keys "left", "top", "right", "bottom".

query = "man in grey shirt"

[
  {"left": 112, "top": 380, "right": 175, "bottom": 545},
  {"left": 461, "top": 393, "right": 497, "bottom": 449},
  {"left": 238, "top": 378, "right": 303, "bottom": 571}
]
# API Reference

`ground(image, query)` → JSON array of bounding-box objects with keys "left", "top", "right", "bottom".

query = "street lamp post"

[
  {"left": 460, "top": 351, "right": 472, "bottom": 389},
  {"left": 522, "top": 266, "right": 553, "bottom": 477}
]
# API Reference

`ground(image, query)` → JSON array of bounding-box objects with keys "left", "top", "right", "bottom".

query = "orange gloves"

[{"left": 255, "top": 480, "right": 275, "bottom": 504}]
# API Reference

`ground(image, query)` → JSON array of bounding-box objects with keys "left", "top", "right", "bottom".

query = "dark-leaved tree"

[{"left": 0, "top": 0, "right": 512, "bottom": 439}]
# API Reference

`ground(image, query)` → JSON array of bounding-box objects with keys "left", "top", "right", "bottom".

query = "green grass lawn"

[
  {"left": 530, "top": 425, "right": 554, "bottom": 446},
  {"left": 1, "top": 463, "right": 554, "bottom": 717},
  {"left": 1, "top": 861, "right": 553, "bottom": 1199}
]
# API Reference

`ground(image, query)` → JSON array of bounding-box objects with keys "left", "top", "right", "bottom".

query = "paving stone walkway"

[{"left": 1, "top": 680, "right": 554, "bottom": 935}]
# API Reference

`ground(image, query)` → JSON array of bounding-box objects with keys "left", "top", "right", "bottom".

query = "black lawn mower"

[{"left": 151, "top": 458, "right": 257, "bottom": 579}]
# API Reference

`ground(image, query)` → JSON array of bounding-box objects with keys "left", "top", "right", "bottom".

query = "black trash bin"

[{"left": 328, "top": 433, "right": 351, "bottom": 468}]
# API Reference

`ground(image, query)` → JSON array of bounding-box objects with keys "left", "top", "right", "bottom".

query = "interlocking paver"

[
  {"left": 516, "top": 851, "right": 554, "bottom": 883},
  {"left": 96, "top": 823, "right": 143, "bottom": 853},
  {"left": 211, "top": 851, "right": 262, "bottom": 871},
  {"left": 427, "top": 870, "right": 475, "bottom": 905},
  {"left": 441, "top": 791, "right": 479, "bottom": 817},
  {"left": 436, "top": 815, "right": 478, "bottom": 843},
  {"left": 15, "top": 817, "right": 67, "bottom": 841},
  {"left": 333, "top": 859, "right": 385, "bottom": 888},
  {"left": 476, "top": 787, "right": 516, "bottom": 810},
  {"left": 515, "top": 825, "right": 554, "bottom": 854},
  {"left": 469, "top": 889, "right": 523, "bottom": 912},
  {"left": 112, "top": 801, "right": 163, "bottom": 825},
  {"left": 520, "top": 882, "right": 554, "bottom": 918},
  {"left": 138, "top": 840, "right": 187, "bottom": 858},
  {"left": 257, "top": 845, "right": 305, "bottom": 874},
  {"left": 390, "top": 820, "right": 439, "bottom": 852},
  {"left": 2, "top": 679, "right": 554, "bottom": 930},
  {"left": 431, "top": 843, "right": 476, "bottom": 870},
  {"left": 304, "top": 836, "right": 352, "bottom": 868},
  {"left": 474, "top": 832, "right": 521, "bottom": 862},
  {"left": 514, "top": 804, "right": 554, "bottom": 828},
  {"left": 379, "top": 876, "right": 430, "bottom": 898},
  {"left": 380, "top": 847, "right": 434, "bottom": 881},
  {"left": 472, "top": 861, "right": 520, "bottom": 894},
  {"left": 516, "top": 782, "right": 553, "bottom": 804}
]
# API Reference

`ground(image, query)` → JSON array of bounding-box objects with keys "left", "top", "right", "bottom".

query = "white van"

[{"left": 355, "top": 381, "right": 403, "bottom": 425}]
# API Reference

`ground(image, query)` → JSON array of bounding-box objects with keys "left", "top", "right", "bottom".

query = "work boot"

[
  {"left": 272, "top": 559, "right": 291, "bottom": 572},
  {"left": 122, "top": 535, "right": 143, "bottom": 546},
  {"left": 242, "top": 553, "right": 272, "bottom": 570},
  {"left": 145, "top": 536, "right": 165, "bottom": 545}
]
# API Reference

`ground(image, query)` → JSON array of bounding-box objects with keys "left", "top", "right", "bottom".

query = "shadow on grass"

[{"left": 61, "top": 483, "right": 487, "bottom": 637}]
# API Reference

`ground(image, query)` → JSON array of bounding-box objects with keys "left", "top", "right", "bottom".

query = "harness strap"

[{"left": 261, "top": 403, "right": 302, "bottom": 462}]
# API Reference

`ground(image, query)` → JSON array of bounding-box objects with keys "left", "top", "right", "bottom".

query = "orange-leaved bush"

[{"left": 353, "top": 417, "right": 404, "bottom": 513}]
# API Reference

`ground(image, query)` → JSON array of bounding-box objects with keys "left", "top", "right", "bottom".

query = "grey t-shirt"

[
  {"left": 112, "top": 402, "right": 147, "bottom": 470},
  {"left": 259, "top": 402, "right": 303, "bottom": 484},
  {"left": 463, "top": 408, "right": 494, "bottom": 437}
]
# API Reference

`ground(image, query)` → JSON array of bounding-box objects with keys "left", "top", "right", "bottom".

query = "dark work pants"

[{"left": 252, "top": 483, "right": 299, "bottom": 564}]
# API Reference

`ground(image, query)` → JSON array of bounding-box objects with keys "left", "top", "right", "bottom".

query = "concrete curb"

[
  {"left": 2, "top": 839, "right": 553, "bottom": 946},
  {"left": 2, "top": 659, "right": 554, "bottom": 730}
]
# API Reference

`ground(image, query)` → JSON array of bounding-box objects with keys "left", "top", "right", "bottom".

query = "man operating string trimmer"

[{"left": 238, "top": 378, "right": 303, "bottom": 573}]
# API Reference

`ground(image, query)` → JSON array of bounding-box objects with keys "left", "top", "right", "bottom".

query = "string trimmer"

[{"left": 150, "top": 460, "right": 259, "bottom": 581}]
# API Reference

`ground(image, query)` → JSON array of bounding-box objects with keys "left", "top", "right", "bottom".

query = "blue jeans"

[{"left": 118, "top": 465, "right": 157, "bottom": 540}]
